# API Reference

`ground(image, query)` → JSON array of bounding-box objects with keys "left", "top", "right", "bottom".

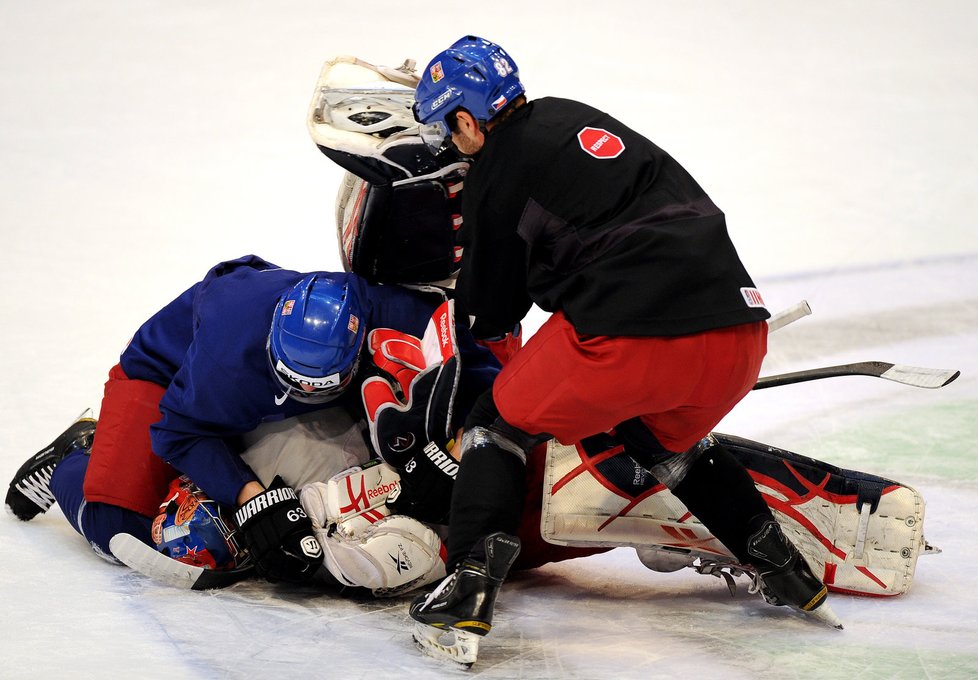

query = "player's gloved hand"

[
  {"left": 233, "top": 475, "right": 324, "bottom": 583},
  {"left": 361, "top": 300, "right": 460, "bottom": 524}
]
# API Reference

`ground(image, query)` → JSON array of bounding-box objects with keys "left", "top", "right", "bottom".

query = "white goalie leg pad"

[
  {"left": 318, "top": 515, "right": 447, "bottom": 596},
  {"left": 541, "top": 438, "right": 933, "bottom": 596}
]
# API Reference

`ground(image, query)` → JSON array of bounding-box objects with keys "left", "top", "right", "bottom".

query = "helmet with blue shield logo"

[
  {"left": 413, "top": 36, "right": 525, "bottom": 153},
  {"left": 267, "top": 273, "right": 366, "bottom": 404}
]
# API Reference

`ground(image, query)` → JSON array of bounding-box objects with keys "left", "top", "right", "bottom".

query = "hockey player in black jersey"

[{"left": 409, "top": 35, "right": 840, "bottom": 664}]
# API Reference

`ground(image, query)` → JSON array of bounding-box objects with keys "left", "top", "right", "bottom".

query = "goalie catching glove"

[
  {"left": 300, "top": 462, "right": 446, "bottom": 596},
  {"left": 361, "top": 300, "right": 460, "bottom": 524},
  {"left": 233, "top": 476, "right": 324, "bottom": 583}
]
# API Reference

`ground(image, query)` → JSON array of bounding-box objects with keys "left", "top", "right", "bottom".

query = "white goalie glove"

[{"left": 299, "top": 461, "right": 446, "bottom": 596}]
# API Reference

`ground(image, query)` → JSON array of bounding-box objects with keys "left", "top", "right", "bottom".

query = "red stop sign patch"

[{"left": 577, "top": 127, "right": 625, "bottom": 159}]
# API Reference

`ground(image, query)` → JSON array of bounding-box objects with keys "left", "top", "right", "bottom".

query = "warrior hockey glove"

[
  {"left": 234, "top": 476, "right": 323, "bottom": 583},
  {"left": 361, "top": 300, "right": 460, "bottom": 524}
]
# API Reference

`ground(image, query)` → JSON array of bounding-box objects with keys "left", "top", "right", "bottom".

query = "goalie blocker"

[{"left": 542, "top": 432, "right": 938, "bottom": 597}]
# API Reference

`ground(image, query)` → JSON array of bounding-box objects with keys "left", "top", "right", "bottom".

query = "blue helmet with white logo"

[
  {"left": 267, "top": 273, "right": 366, "bottom": 404},
  {"left": 413, "top": 35, "right": 524, "bottom": 153}
]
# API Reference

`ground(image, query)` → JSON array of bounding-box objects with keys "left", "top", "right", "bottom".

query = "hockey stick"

[
  {"left": 109, "top": 533, "right": 254, "bottom": 590},
  {"left": 766, "top": 300, "right": 811, "bottom": 333},
  {"left": 754, "top": 361, "right": 960, "bottom": 390}
]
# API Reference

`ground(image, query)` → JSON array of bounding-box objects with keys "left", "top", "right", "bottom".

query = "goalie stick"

[
  {"left": 109, "top": 533, "right": 254, "bottom": 590},
  {"left": 754, "top": 361, "right": 960, "bottom": 390}
]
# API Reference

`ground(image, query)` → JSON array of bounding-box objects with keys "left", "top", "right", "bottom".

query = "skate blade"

[
  {"left": 806, "top": 601, "right": 844, "bottom": 630},
  {"left": 412, "top": 622, "right": 481, "bottom": 669}
]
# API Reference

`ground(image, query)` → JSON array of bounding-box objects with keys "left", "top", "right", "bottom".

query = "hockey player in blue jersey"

[{"left": 5, "top": 254, "right": 494, "bottom": 583}]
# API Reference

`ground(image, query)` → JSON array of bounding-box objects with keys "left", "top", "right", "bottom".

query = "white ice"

[{"left": 2, "top": 2, "right": 977, "bottom": 678}]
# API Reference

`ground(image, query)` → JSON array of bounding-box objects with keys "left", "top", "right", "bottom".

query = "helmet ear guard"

[{"left": 268, "top": 274, "right": 366, "bottom": 404}]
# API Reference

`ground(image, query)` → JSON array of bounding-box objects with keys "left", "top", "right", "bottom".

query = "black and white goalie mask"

[{"left": 307, "top": 56, "right": 468, "bottom": 287}]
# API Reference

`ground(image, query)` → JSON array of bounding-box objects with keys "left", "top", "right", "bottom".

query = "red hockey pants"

[{"left": 494, "top": 312, "right": 767, "bottom": 453}]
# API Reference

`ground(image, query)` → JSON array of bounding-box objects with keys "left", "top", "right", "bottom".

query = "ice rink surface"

[{"left": 2, "top": 2, "right": 977, "bottom": 678}]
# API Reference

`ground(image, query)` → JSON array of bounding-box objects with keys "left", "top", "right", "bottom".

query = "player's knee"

[
  {"left": 462, "top": 390, "right": 550, "bottom": 464},
  {"left": 616, "top": 418, "right": 715, "bottom": 489}
]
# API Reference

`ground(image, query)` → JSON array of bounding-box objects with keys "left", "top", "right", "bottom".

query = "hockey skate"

[
  {"left": 5, "top": 410, "right": 96, "bottom": 521},
  {"left": 746, "top": 520, "right": 843, "bottom": 629},
  {"left": 410, "top": 532, "right": 521, "bottom": 669}
]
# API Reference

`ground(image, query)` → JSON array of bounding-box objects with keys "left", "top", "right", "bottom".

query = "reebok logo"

[
  {"left": 367, "top": 481, "right": 400, "bottom": 499},
  {"left": 439, "top": 312, "right": 450, "bottom": 350}
]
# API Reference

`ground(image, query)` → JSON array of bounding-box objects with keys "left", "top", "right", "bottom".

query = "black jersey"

[{"left": 455, "top": 97, "right": 770, "bottom": 338}]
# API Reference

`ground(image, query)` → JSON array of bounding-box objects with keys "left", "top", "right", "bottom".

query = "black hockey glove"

[
  {"left": 233, "top": 476, "right": 324, "bottom": 583},
  {"left": 361, "top": 301, "right": 460, "bottom": 524}
]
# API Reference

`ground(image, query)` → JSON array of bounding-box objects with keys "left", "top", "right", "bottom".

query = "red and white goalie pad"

[
  {"left": 541, "top": 433, "right": 938, "bottom": 597},
  {"left": 300, "top": 462, "right": 447, "bottom": 596}
]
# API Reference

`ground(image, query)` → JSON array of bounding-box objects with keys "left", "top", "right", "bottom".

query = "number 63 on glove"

[{"left": 360, "top": 300, "right": 460, "bottom": 524}]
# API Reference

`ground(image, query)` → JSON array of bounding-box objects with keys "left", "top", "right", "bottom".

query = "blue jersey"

[{"left": 119, "top": 255, "right": 488, "bottom": 506}]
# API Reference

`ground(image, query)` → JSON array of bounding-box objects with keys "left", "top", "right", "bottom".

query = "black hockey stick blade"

[
  {"left": 109, "top": 533, "right": 254, "bottom": 590},
  {"left": 754, "top": 361, "right": 960, "bottom": 390}
]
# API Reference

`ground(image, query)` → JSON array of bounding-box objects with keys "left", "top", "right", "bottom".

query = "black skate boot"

[
  {"left": 410, "top": 532, "right": 521, "bottom": 668},
  {"left": 5, "top": 410, "right": 96, "bottom": 521},
  {"left": 747, "top": 519, "right": 843, "bottom": 629}
]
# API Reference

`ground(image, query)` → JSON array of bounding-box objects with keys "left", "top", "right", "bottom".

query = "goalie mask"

[
  {"left": 152, "top": 476, "right": 243, "bottom": 571},
  {"left": 268, "top": 273, "right": 366, "bottom": 404}
]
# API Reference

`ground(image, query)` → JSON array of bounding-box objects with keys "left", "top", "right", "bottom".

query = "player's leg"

[
  {"left": 618, "top": 323, "right": 839, "bottom": 625},
  {"left": 49, "top": 448, "right": 154, "bottom": 561},
  {"left": 82, "top": 364, "right": 178, "bottom": 516},
  {"left": 411, "top": 312, "right": 628, "bottom": 647}
]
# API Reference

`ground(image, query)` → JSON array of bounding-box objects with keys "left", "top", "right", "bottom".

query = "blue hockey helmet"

[
  {"left": 152, "top": 476, "right": 242, "bottom": 571},
  {"left": 267, "top": 273, "right": 366, "bottom": 404},
  {"left": 413, "top": 35, "right": 524, "bottom": 153}
]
